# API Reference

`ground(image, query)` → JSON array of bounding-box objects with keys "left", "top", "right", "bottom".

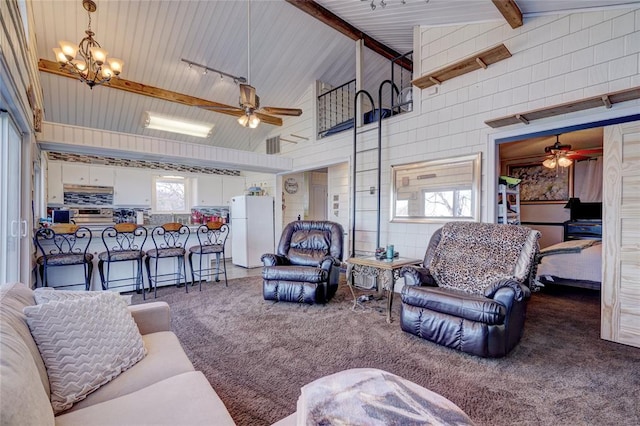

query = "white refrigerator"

[{"left": 231, "top": 195, "right": 275, "bottom": 268}]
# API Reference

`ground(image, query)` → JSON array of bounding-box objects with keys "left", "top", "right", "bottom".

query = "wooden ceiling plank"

[
  {"left": 412, "top": 44, "right": 511, "bottom": 89},
  {"left": 484, "top": 86, "right": 640, "bottom": 128},
  {"left": 38, "top": 59, "right": 283, "bottom": 126},
  {"left": 284, "top": 0, "right": 412, "bottom": 71},
  {"left": 491, "top": 0, "right": 523, "bottom": 29}
]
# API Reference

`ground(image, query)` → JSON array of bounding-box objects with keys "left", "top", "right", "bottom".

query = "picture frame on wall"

[{"left": 507, "top": 162, "right": 573, "bottom": 204}]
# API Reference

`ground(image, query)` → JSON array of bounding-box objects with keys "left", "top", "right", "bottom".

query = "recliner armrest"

[
  {"left": 399, "top": 265, "right": 436, "bottom": 287},
  {"left": 484, "top": 279, "right": 530, "bottom": 302},
  {"left": 319, "top": 255, "right": 341, "bottom": 270},
  {"left": 261, "top": 253, "right": 290, "bottom": 266}
]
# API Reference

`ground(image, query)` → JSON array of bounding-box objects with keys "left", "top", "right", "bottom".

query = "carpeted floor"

[{"left": 132, "top": 278, "right": 640, "bottom": 426}]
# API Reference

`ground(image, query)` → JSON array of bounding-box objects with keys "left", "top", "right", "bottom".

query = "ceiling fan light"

[
  {"left": 542, "top": 158, "right": 557, "bottom": 169},
  {"left": 248, "top": 114, "right": 260, "bottom": 128},
  {"left": 237, "top": 115, "right": 249, "bottom": 127},
  {"left": 557, "top": 156, "right": 573, "bottom": 167}
]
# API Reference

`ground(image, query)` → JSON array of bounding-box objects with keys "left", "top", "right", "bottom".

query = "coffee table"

[{"left": 346, "top": 256, "right": 422, "bottom": 323}]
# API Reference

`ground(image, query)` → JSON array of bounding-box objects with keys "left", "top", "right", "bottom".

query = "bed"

[{"left": 536, "top": 240, "right": 602, "bottom": 290}]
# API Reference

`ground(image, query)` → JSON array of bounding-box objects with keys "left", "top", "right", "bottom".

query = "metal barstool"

[
  {"left": 98, "top": 224, "right": 147, "bottom": 297},
  {"left": 188, "top": 222, "right": 229, "bottom": 290},
  {"left": 34, "top": 225, "right": 93, "bottom": 290},
  {"left": 145, "top": 223, "right": 190, "bottom": 298}
]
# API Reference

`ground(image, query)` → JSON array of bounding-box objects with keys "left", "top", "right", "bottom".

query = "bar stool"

[
  {"left": 98, "top": 224, "right": 148, "bottom": 297},
  {"left": 34, "top": 224, "right": 93, "bottom": 290},
  {"left": 188, "top": 222, "right": 229, "bottom": 291},
  {"left": 145, "top": 223, "right": 190, "bottom": 298}
]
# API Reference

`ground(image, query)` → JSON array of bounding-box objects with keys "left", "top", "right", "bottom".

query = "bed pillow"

[{"left": 23, "top": 293, "right": 146, "bottom": 414}]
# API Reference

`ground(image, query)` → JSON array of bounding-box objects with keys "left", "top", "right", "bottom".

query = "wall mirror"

[{"left": 391, "top": 153, "right": 481, "bottom": 223}]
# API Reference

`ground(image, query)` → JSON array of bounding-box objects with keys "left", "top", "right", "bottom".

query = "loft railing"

[
  {"left": 316, "top": 51, "right": 413, "bottom": 139},
  {"left": 317, "top": 79, "right": 356, "bottom": 139}
]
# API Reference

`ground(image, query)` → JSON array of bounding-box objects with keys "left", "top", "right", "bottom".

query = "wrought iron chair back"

[
  {"left": 196, "top": 222, "right": 229, "bottom": 248},
  {"left": 146, "top": 223, "right": 190, "bottom": 298},
  {"left": 98, "top": 223, "right": 148, "bottom": 295},
  {"left": 101, "top": 223, "right": 147, "bottom": 257},
  {"left": 151, "top": 222, "right": 190, "bottom": 250},
  {"left": 189, "top": 222, "right": 229, "bottom": 290},
  {"left": 33, "top": 225, "right": 93, "bottom": 290}
]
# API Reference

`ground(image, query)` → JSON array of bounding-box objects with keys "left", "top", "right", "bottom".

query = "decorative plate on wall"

[{"left": 284, "top": 177, "right": 298, "bottom": 194}]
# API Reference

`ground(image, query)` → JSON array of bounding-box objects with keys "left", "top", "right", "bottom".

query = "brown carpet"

[{"left": 132, "top": 278, "right": 640, "bottom": 426}]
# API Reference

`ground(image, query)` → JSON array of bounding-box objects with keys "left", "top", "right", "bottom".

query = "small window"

[
  {"left": 153, "top": 176, "right": 190, "bottom": 213},
  {"left": 423, "top": 188, "right": 472, "bottom": 218}
]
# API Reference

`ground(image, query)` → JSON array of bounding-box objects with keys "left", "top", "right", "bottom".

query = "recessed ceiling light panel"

[{"left": 143, "top": 111, "right": 214, "bottom": 138}]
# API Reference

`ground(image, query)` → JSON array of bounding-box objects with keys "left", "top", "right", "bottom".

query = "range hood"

[{"left": 63, "top": 184, "right": 114, "bottom": 194}]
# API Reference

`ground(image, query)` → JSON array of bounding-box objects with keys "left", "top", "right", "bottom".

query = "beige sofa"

[{"left": 0, "top": 282, "right": 236, "bottom": 425}]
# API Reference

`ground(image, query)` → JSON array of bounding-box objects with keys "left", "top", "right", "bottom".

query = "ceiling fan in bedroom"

[
  {"left": 542, "top": 135, "right": 603, "bottom": 169},
  {"left": 198, "top": 1, "right": 302, "bottom": 128}
]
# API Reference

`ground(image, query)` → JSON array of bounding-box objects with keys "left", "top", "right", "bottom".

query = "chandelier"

[{"left": 52, "top": 0, "right": 123, "bottom": 89}]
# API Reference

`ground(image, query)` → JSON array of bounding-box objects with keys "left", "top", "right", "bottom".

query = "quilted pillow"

[{"left": 23, "top": 293, "right": 146, "bottom": 414}]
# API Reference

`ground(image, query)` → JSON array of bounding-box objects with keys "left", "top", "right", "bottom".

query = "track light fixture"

[
  {"left": 364, "top": 0, "right": 428, "bottom": 9},
  {"left": 181, "top": 58, "right": 247, "bottom": 84}
]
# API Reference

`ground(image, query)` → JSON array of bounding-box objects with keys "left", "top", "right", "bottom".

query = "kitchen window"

[{"left": 153, "top": 176, "right": 191, "bottom": 213}]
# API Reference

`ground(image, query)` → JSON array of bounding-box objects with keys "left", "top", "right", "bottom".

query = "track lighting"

[
  {"left": 370, "top": 1, "right": 376, "bottom": 10},
  {"left": 181, "top": 58, "right": 247, "bottom": 84}
]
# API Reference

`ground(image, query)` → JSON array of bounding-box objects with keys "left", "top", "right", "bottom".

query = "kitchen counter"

[{"left": 35, "top": 222, "right": 232, "bottom": 293}]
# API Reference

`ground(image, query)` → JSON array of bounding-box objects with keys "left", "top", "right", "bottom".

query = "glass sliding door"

[{"left": 0, "top": 111, "right": 23, "bottom": 284}]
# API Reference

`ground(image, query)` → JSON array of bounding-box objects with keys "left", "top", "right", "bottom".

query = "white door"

[
  {"left": 601, "top": 120, "right": 640, "bottom": 348},
  {"left": 0, "top": 112, "right": 23, "bottom": 284}
]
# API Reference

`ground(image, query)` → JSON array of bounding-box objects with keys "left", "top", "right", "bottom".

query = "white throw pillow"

[
  {"left": 33, "top": 288, "right": 132, "bottom": 306},
  {"left": 24, "top": 293, "right": 146, "bottom": 414}
]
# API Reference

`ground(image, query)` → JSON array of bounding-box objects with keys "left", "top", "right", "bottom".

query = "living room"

[{"left": 2, "top": 0, "right": 640, "bottom": 425}]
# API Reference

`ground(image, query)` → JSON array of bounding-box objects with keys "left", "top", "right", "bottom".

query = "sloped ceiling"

[{"left": 31, "top": 0, "right": 639, "bottom": 155}]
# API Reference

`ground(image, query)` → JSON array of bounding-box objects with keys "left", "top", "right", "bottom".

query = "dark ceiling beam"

[
  {"left": 38, "top": 59, "right": 283, "bottom": 126},
  {"left": 491, "top": 0, "right": 523, "bottom": 29},
  {"left": 285, "top": 0, "right": 412, "bottom": 72}
]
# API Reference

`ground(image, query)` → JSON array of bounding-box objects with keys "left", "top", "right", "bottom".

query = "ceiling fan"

[
  {"left": 542, "top": 135, "right": 603, "bottom": 168},
  {"left": 199, "top": 2, "right": 302, "bottom": 128}
]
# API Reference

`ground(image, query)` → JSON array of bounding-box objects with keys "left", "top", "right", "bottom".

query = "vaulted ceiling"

[{"left": 31, "top": 0, "right": 639, "bottom": 154}]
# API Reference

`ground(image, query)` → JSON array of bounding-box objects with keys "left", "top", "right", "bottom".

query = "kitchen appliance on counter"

[
  {"left": 69, "top": 207, "right": 114, "bottom": 224},
  {"left": 231, "top": 195, "right": 274, "bottom": 268}
]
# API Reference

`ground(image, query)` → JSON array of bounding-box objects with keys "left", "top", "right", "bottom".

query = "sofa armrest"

[
  {"left": 399, "top": 265, "right": 436, "bottom": 287},
  {"left": 483, "top": 279, "right": 530, "bottom": 302},
  {"left": 128, "top": 302, "right": 171, "bottom": 335},
  {"left": 261, "top": 253, "right": 289, "bottom": 267}
]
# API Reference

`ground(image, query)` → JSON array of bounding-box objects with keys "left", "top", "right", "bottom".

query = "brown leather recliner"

[
  {"left": 399, "top": 222, "right": 540, "bottom": 358},
  {"left": 262, "top": 220, "right": 344, "bottom": 304}
]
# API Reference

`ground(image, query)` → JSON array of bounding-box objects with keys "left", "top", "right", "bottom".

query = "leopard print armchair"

[{"left": 399, "top": 222, "right": 540, "bottom": 358}]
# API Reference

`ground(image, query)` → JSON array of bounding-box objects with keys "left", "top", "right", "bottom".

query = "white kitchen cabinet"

[
  {"left": 194, "top": 175, "right": 223, "bottom": 206},
  {"left": 62, "top": 163, "right": 90, "bottom": 185},
  {"left": 47, "top": 161, "right": 64, "bottom": 204},
  {"left": 114, "top": 168, "right": 152, "bottom": 206},
  {"left": 62, "top": 163, "right": 114, "bottom": 186},
  {"left": 88, "top": 166, "right": 115, "bottom": 186},
  {"left": 222, "top": 176, "right": 246, "bottom": 206}
]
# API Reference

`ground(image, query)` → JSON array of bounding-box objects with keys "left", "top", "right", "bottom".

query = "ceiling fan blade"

[
  {"left": 573, "top": 148, "right": 603, "bottom": 155},
  {"left": 261, "top": 106, "right": 303, "bottom": 116},
  {"left": 199, "top": 105, "right": 244, "bottom": 114}
]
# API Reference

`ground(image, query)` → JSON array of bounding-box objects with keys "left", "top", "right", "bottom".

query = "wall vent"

[{"left": 266, "top": 136, "right": 280, "bottom": 155}]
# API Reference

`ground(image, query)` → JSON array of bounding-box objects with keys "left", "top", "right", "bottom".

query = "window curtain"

[{"left": 574, "top": 157, "right": 603, "bottom": 202}]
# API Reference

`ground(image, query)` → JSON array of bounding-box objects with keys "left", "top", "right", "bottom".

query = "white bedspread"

[{"left": 537, "top": 241, "right": 602, "bottom": 282}]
